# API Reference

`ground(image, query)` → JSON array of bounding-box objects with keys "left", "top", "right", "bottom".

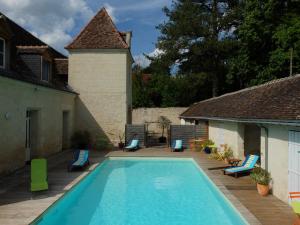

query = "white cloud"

[
  {"left": 104, "top": 3, "right": 117, "bottom": 22},
  {"left": 134, "top": 48, "right": 163, "bottom": 68},
  {"left": 103, "top": 0, "right": 170, "bottom": 25},
  {"left": 117, "top": 0, "right": 169, "bottom": 12},
  {"left": 0, "top": 0, "right": 94, "bottom": 54}
]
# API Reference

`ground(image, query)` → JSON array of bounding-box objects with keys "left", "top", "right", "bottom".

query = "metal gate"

[
  {"left": 125, "top": 124, "right": 146, "bottom": 147},
  {"left": 288, "top": 131, "right": 300, "bottom": 195}
]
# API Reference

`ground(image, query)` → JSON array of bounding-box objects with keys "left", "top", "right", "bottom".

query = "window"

[
  {"left": 41, "top": 58, "right": 51, "bottom": 82},
  {"left": 0, "top": 38, "right": 5, "bottom": 68}
]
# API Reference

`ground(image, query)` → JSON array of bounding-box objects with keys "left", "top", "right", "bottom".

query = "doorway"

[
  {"left": 62, "top": 111, "right": 70, "bottom": 150},
  {"left": 244, "top": 124, "right": 261, "bottom": 158},
  {"left": 289, "top": 131, "right": 300, "bottom": 195},
  {"left": 25, "top": 110, "right": 39, "bottom": 162}
]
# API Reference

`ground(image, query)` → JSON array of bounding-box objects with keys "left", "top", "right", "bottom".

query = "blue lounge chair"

[
  {"left": 171, "top": 140, "right": 183, "bottom": 152},
  {"left": 68, "top": 150, "right": 89, "bottom": 171},
  {"left": 124, "top": 139, "right": 139, "bottom": 151},
  {"left": 223, "top": 154, "right": 259, "bottom": 178}
]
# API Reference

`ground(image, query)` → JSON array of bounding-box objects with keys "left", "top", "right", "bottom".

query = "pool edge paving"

[{"left": 0, "top": 148, "right": 294, "bottom": 225}]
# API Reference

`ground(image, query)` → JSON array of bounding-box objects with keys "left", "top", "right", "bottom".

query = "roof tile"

[
  {"left": 66, "top": 8, "right": 128, "bottom": 49},
  {"left": 181, "top": 75, "right": 300, "bottom": 121}
]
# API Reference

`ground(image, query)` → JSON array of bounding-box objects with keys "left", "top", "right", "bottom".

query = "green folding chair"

[
  {"left": 31, "top": 159, "right": 48, "bottom": 191},
  {"left": 290, "top": 192, "right": 300, "bottom": 215}
]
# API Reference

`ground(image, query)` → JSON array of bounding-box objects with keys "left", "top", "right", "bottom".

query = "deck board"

[{"left": 0, "top": 148, "right": 295, "bottom": 225}]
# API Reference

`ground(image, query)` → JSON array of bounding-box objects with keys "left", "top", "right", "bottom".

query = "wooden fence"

[
  {"left": 125, "top": 124, "right": 146, "bottom": 147},
  {"left": 169, "top": 125, "right": 208, "bottom": 148}
]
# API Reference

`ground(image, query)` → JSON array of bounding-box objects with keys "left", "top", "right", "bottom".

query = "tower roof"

[{"left": 66, "top": 8, "right": 129, "bottom": 49}]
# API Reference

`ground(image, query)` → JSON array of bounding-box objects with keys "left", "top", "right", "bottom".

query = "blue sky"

[{"left": 0, "top": 0, "right": 172, "bottom": 67}]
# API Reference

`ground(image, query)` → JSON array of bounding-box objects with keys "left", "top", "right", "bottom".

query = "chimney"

[{"left": 125, "top": 31, "right": 132, "bottom": 48}]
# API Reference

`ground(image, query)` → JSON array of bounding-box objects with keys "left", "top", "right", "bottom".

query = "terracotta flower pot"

[
  {"left": 293, "top": 215, "right": 300, "bottom": 225},
  {"left": 189, "top": 143, "right": 195, "bottom": 151},
  {"left": 257, "top": 183, "right": 269, "bottom": 196}
]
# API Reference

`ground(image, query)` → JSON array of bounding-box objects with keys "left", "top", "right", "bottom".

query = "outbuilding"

[{"left": 180, "top": 75, "right": 300, "bottom": 203}]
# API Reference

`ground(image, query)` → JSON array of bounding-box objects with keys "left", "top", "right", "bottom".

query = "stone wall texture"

[
  {"left": 68, "top": 49, "right": 132, "bottom": 144},
  {"left": 132, "top": 107, "right": 187, "bottom": 133}
]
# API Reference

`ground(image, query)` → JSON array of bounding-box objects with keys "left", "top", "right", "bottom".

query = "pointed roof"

[{"left": 66, "top": 8, "right": 128, "bottom": 49}]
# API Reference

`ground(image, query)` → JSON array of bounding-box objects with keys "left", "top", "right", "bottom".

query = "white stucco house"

[
  {"left": 180, "top": 75, "right": 300, "bottom": 203},
  {"left": 0, "top": 8, "right": 132, "bottom": 175}
]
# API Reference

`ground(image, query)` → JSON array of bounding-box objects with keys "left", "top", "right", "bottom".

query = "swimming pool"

[{"left": 32, "top": 158, "right": 248, "bottom": 225}]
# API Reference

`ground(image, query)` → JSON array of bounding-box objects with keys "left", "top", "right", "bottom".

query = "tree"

[
  {"left": 157, "top": 116, "right": 171, "bottom": 142},
  {"left": 153, "top": 0, "right": 242, "bottom": 96},
  {"left": 227, "top": 0, "right": 300, "bottom": 88},
  {"left": 133, "top": 0, "right": 300, "bottom": 108}
]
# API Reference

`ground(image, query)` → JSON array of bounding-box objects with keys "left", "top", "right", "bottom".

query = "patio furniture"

[
  {"left": 124, "top": 139, "right": 139, "bottom": 151},
  {"left": 68, "top": 150, "right": 90, "bottom": 171},
  {"left": 171, "top": 140, "right": 183, "bottom": 152},
  {"left": 290, "top": 192, "right": 300, "bottom": 215},
  {"left": 223, "top": 155, "right": 259, "bottom": 178},
  {"left": 31, "top": 158, "right": 48, "bottom": 191},
  {"left": 228, "top": 158, "right": 242, "bottom": 167},
  {"left": 289, "top": 192, "right": 300, "bottom": 225}
]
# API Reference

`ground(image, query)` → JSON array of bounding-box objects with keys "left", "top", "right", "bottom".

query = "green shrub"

[
  {"left": 71, "top": 130, "right": 91, "bottom": 149},
  {"left": 223, "top": 147, "right": 233, "bottom": 160},
  {"left": 200, "top": 139, "right": 215, "bottom": 151},
  {"left": 250, "top": 167, "right": 271, "bottom": 185},
  {"left": 209, "top": 144, "right": 233, "bottom": 161}
]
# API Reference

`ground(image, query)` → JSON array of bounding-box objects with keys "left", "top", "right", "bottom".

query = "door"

[
  {"left": 25, "top": 110, "right": 39, "bottom": 162},
  {"left": 62, "top": 111, "right": 69, "bottom": 150},
  {"left": 25, "top": 111, "right": 31, "bottom": 162},
  {"left": 288, "top": 131, "right": 300, "bottom": 196}
]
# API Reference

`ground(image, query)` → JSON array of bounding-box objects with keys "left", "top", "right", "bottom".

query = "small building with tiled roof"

[
  {"left": 66, "top": 7, "right": 133, "bottom": 144},
  {"left": 180, "top": 75, "right": 300, "bottom": 203},
  {"left": 0, "top": 11, "right": 77, "bottom": 175},
  {"left": 0, "top": 7, "right": 133, "bottom": 175}
]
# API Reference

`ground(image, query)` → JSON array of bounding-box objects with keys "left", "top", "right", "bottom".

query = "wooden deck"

[{"left": 0, "top": 148, "right": 295, "bottom": 225}]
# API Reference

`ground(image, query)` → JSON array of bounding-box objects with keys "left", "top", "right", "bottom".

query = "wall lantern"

[{"left": 4, "top": 112, "right": 11, "bottom": 120}]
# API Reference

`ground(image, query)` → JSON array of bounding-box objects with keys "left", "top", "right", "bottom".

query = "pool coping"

[
  {"left": 31, "top": 155, "right": 261, "bottom": 225},
  {"left": 191, "top": 157, "right": 261, "bottom": 225}
]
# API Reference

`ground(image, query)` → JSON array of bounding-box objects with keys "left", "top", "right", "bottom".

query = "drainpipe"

[{"left": 259, "top": 125, "right": 269, "bottom": 171}]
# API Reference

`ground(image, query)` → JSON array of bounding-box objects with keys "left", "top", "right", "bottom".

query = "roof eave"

[{"left": 180, "top": 116, "right": 300, "bottom": 126}]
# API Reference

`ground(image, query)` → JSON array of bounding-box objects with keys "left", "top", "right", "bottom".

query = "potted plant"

[
  {"left": 250, "top": 167, "right": 272, "bottom": 196},
  {"left": 200, "top": 139, "right": 215, "bottom": 154},
  {"left": 222, "top": 145, "right": 233, "bottom": 163},
  {"left": 118, "top": 132, "right": 125, "bottom": 149},
  {"left": 157, "top": 116, "right": 171, "bottom": 143}
]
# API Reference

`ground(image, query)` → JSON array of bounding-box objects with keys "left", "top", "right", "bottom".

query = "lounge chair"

[
  {"left": 31, "top": 159, "right": 48, "bottom": 192},
  {"left": 124, "top": 139, "right": 139, "bottom": 151},
  {"left": 68, "top": 150, "right": 90, "bottom": 171},
  {"left": 171, "top": 140, "right": 183, "bottom": 152},
  {"left": 223, "top": 154, "right": 259, "bottom": 178},
  {"left": 290, "top": 192, "right": 300, "bottom": 215}
]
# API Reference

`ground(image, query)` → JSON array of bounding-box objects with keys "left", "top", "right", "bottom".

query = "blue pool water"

[{"left": 34, "top": 158, "right": 248, "bottom": 225}]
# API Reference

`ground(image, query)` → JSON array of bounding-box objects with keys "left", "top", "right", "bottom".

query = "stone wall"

[
  {"left": 132, "top": 107, "right": 187, "bottom": 133},
  {"left": 0, "top": 76, "right": 76, "bottom": 175},
  {"left": 68, "top": 49, "right": 132, "bottom": 144}
]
